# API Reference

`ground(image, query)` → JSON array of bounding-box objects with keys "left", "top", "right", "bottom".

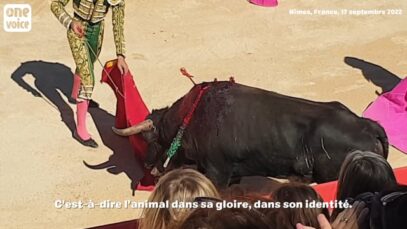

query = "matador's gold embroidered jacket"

[{"left": 51, "top": 0, "right": 125, "bottom": 56}]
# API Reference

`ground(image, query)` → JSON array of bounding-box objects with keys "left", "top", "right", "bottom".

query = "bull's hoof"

[{"left": 73, "top": 132, "right": 99, "bottom": 148}]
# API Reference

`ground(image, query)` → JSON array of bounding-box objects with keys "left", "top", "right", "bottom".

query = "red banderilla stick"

[{"left": 180, "top": 67, "right": 196, "bottom": 85}]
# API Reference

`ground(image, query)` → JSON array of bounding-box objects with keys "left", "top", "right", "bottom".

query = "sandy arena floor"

[{"left": 1, "top": 0, "right": 407, "bottom": 228}]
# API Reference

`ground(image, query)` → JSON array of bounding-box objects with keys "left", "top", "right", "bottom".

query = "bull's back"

[
  {"left": 202, "top": 82, "right": 343, "bottom": 118},
  {"left": 183, "top": 82, "right": 387, "bottom": 183},
  {"left": 188, "top": 82, "right": 350, "bottom": 176}
]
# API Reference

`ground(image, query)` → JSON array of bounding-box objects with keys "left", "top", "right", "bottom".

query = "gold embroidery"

[
  {"left": 50, "top": 0, "right": 73, "bottom": 29},
  {"left": 70, "top": 0, "right": 109, "bottom": 23},
  {"left": 79, "top": 1, "right": 92, "bottom": 8},
  {"left": 52, "top": 0, "right": 116, "bottom": 26},
  {"left": 67, "top": 26, "right": 93, "bottom": 99},
  {"left": 52, "top": 0, "right": 124, "bottom": 98},
  {"left": 112, "top": 1, "right": 125, "bottom": 56},
  {"left": 94, "top": 3, "right": 107, "bottom": 13},
  {"left": 107, "top": 0, "right": 123, "bottom": 6},
  {"left": 89, "top": 0, "right": 106, "bottom": 23},
  {"left": 97, "top": 22, "right": 105, "bottom": 57},
  {"left": 73, "top": 4, "right": 91, "bottom": 21},
  {"left": 67, "top": 21, "right": 104, "bottom": 100}
]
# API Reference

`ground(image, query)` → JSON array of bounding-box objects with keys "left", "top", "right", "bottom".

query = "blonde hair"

[{"left": 139, "top": 169, "right": 220, "bottom": 229}]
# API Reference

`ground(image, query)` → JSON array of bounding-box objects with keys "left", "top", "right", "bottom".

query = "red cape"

[
  {"left": 313, "top": 166, "right": 407, "bottom": 205},
  {"left": 101, "top": 60, "right": 155, "bottom": 190}
]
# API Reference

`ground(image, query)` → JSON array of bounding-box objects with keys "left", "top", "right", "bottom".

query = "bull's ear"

[{"left": 149, "top": 107, "right": 169, "bottom": 123}]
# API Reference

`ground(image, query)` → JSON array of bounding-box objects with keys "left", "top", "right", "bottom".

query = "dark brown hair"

[
  {"left": 265, "top": 183, "right": 329, "bottom": 229},
  {"left": 332, "top": 150, "right": 397, "bottom": 221}
]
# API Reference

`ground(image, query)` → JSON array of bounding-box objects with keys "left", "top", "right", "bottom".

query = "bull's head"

[{"left": 112, "top": 108, "right": 169, "bottom": 176}]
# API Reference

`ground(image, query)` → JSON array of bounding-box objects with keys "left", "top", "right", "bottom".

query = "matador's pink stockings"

[
  {"left": 76, "top": 100, "right": 91, "bottom": 140},
  {"left": 72, "top": 74, "right": 91, "bottom": 140}
]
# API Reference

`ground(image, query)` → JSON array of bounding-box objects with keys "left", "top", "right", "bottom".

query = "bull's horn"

[{"left": 112, "top": 119, "right": 154, "bottom": 136}]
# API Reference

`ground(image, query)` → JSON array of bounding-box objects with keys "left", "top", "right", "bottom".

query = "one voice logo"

[{"left": 3, "top": 4, "right": 32, "bottom": 32}]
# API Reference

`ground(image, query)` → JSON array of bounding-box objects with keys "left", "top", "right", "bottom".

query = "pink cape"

[
  {"left": 101, "top": 60, "right": 155, "bottom": 190},
  {"left": 249, "top": 0, "right": 278, "bottom": 7},
  {"left": 363, "top": 77, "right": 407, "bottom": 153}
]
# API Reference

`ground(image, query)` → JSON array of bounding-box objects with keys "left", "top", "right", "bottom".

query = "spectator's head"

[
  {"left": 336, "top": 150, "right": 396, "bottom": 201},
  {"left": 266, "top": 183, "right": 329, "bottom": 229},
  {"left": 179, "top": 205, "right": 269, "bottom": 229},
  {"left": 139, "top": 169, "right": 220, "bottom": 229},
  {"left": 332, "top": 150, "right": 397, "bottom": 221}
]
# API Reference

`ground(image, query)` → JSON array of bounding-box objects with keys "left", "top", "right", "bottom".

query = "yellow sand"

[{"left": 0, "top": 0, "right": 406, "bottom": 228}]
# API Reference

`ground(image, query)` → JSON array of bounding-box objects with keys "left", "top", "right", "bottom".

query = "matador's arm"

[
  {"left": 112, "top": 1, "right": 126, "bottom": 57},
  {"left": 50, "top": 0, "right": 73, "bottom": 29}
]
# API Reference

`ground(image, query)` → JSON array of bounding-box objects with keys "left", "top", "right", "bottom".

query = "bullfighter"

[{"left": 51, "top": 0, "right": 129, "bottom": 148}]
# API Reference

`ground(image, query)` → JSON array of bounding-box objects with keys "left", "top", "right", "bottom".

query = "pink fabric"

[
  {"left": 76, "top": 100, "right": 91, "bottom": 140},
  {"left": 363, "top": 78, "right": 407, "bottom": 153},
  {"left": 250, "top": 0, "right": 278, "bottom": 7},
  {"left": 71, "top": 74, "right": 81, "bottom": 100}
]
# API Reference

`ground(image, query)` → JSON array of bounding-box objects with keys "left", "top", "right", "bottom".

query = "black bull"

[{"left": 114, "top": 81, "right": 388, "bottom": 188}]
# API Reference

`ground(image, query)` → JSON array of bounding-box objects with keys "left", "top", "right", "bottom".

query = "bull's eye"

[{"left": 142, "top": 130, "right": 159, "bottom": 143}]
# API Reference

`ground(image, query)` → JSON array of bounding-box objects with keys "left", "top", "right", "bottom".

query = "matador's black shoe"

[
  {"left": 68, "top": 99, "right": 99, "bottom": 108},
  {"left": 89, "top": 99, "right": 100, "bottom": 108},
  {"left": 73, "top": 131, "right": 99, "bottom": 148}
]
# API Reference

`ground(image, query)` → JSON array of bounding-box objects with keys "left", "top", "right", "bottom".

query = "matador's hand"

[
  {"left": 70, "top": 21, "right": 85, "bottom": 37},
  {"left": 331, "top": 201, "right": 369, "bottom": 229},
  {"left": 117, "top": 56, "right": 129, "bottom": 75}
]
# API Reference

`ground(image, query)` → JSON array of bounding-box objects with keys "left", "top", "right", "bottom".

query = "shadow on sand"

[
  {"left": 344, "top": 57, "right": 401, "bottom": 94},
  {"left": 86, "top": 107, "right": 145, "bottom": 195},
  {"left": 11, "top": 60, "right": 144, "bottom": 194},
  {"left": 11, "top": 60, "right": 76, "bottom": 133}
]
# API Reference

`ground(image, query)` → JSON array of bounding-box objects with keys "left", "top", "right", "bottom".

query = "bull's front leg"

[{"left": 202, "top": 160, "right": 233, "bottom": 190}]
